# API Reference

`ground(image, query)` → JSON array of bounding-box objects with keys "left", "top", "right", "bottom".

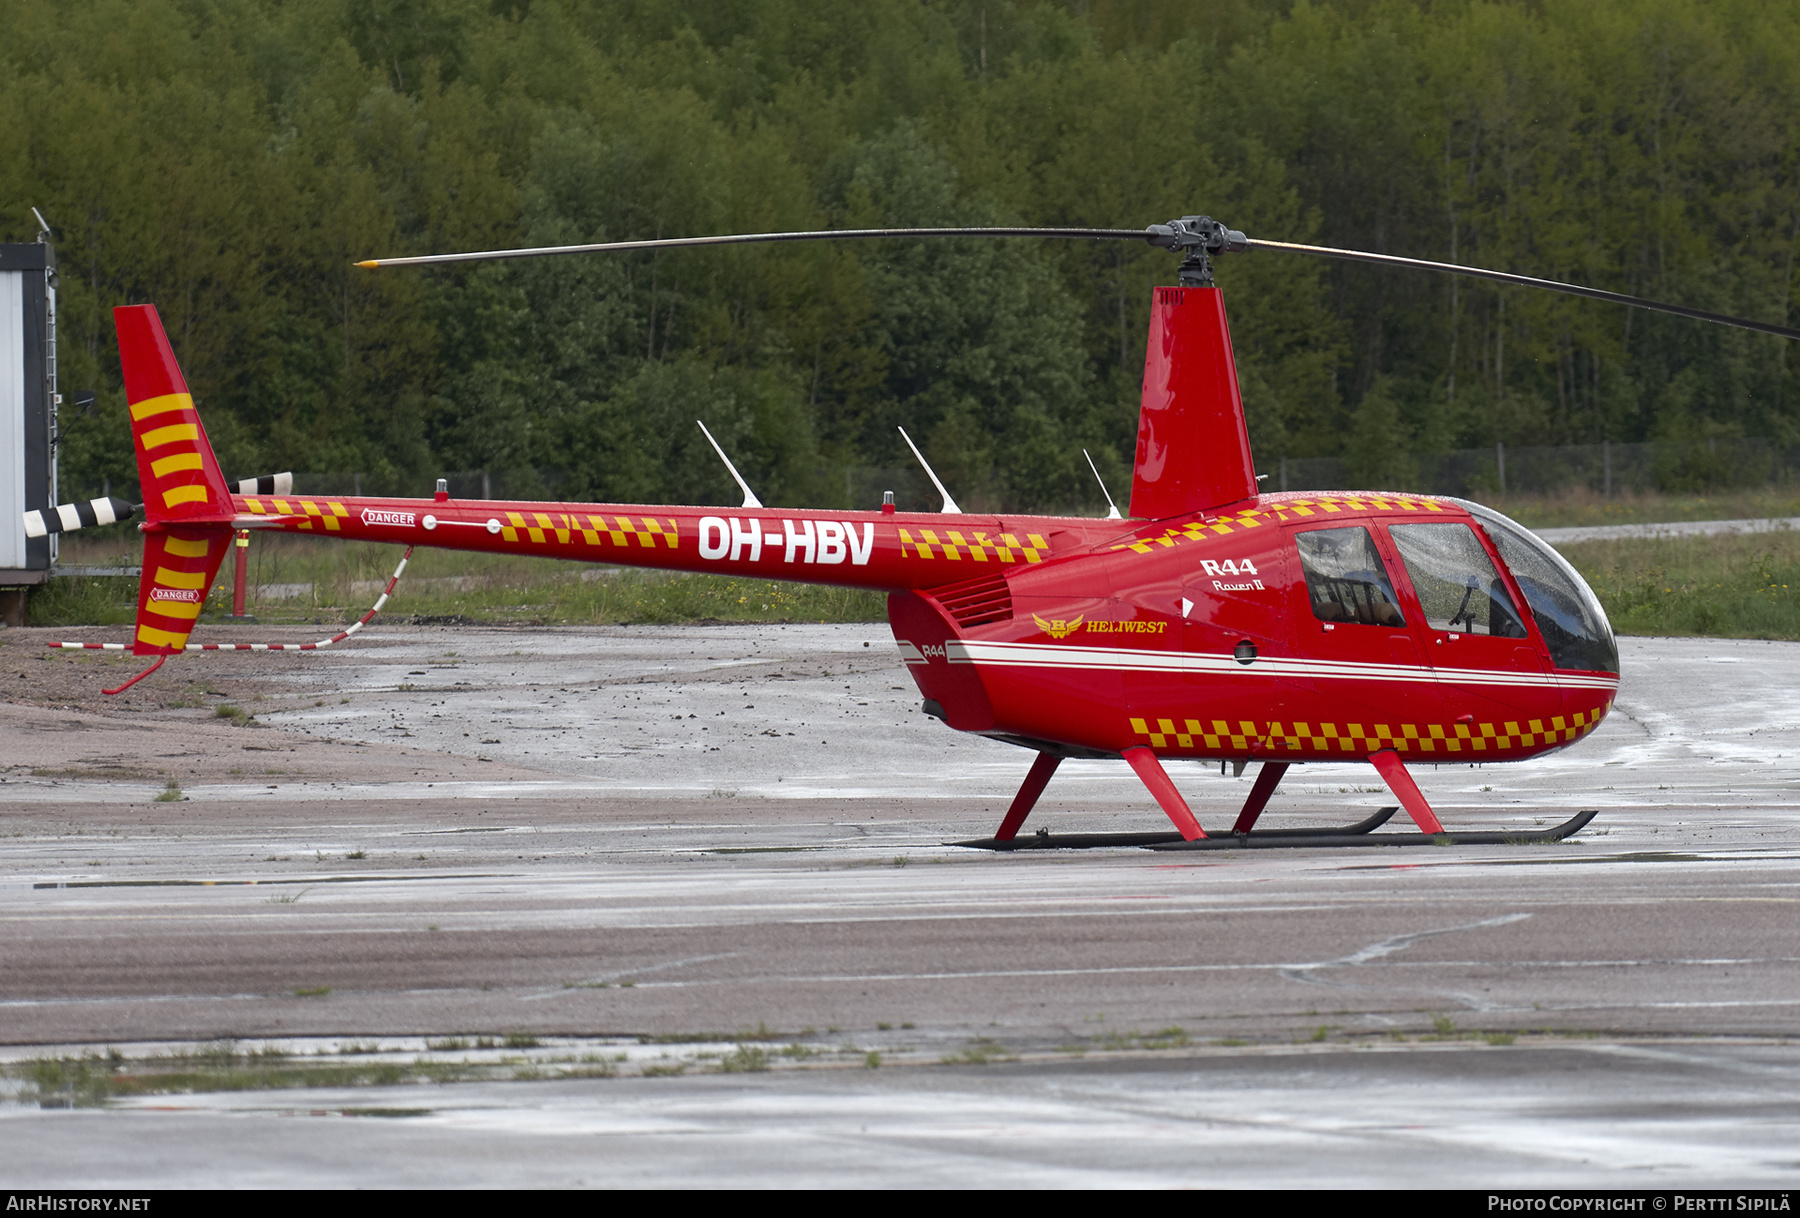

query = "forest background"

[{"left": 4, "top": 0, "right": 1799, "bottom": 515}]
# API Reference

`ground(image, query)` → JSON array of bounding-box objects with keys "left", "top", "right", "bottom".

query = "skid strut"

[
  {"left": 1121, "top": 745, "right": 1205, "bottom": 840},
  {"left": 1232, "top": 762, "right": 1289, "bottom": 834},
  {"left": 992, "top": 752, "right": 1062, "bottom": 842},
  {"left": 1368, "top": 748, "right": 1444, "bottom": 834},
  {"left": 953, "top": 746, "right": 1597, "bottom": 851}
]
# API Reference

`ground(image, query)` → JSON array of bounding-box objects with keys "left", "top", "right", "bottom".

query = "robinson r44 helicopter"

[{"left": 29, "top": 217, "right": 1800, "bottom": 850}]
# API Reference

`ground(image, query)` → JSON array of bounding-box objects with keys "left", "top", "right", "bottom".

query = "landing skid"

[
  {"left": 1148, "top": 808, "right": 1598, "bottom": 851},
  {"left": 953, "top": 807, "right": 1597, "bottom": 852},
  {"left": 956, "top": 805, "right": 1398, "bottom": 851}
]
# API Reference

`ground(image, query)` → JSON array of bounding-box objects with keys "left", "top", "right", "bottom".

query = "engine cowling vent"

[{"left": 929, "top": 570, "right": 1014, "bottom": 628}]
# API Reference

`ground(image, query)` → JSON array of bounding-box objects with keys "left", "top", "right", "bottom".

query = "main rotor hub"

[{"left": 1145, "top": 215, "right": 1249, "bottom": 287}]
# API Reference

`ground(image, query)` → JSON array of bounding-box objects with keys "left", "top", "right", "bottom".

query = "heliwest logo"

[
  {"left": 361, "top": 508, "right": 415, "bottom": 528},
  {"left": 1085, "top": 619, "right": 1168, "bottom": 634},
  {"left": 149, "top": 588, "right": 201, "bottom": 603},
  {"left": 1032, "top": 613, "right": 1085, "bottom": 639}
]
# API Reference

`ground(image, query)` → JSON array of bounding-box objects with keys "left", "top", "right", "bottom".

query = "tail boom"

[{"left": 229, "top": 492, "right": 1121, "bottom": 591}]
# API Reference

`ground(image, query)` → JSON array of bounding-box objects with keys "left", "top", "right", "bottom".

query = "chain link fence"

[{"left": 1267, "top": 439, "right": 1797, "bottom": 498}]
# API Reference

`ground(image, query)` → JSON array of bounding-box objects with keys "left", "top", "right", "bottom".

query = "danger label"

[
  {"left": 361, "top": 508, "right": 415, "bottom": 528},
  {"left": 150, "top": 588, "right": 201, "bottom": 603}
]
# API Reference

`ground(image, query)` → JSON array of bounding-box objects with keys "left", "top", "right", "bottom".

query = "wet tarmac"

[
  {"left": 1535, "top": 515, "right": 1800, "bottom": 544},
  {"left": 2, "top": 626, "right": 1798, "bottom": 1186}
]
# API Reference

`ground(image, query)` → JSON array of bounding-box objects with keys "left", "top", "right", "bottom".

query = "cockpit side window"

[
  {"left": 1387, "top": 523, "right": 1528, "bottom": 638},
  {"left": 1449, "top": 498, "right": 1620, "bottom": 674},
  {"left": 1294, "top": 526, "right": 1406, "bottom": 627}
]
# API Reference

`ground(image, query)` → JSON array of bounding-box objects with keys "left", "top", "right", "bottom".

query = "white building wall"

[{"left": 0, "top": 272, "right": 24, "bottom": 572}]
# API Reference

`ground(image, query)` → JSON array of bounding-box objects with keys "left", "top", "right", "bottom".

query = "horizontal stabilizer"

[{"left": 23, "top": 497, "right": 137, "bottom": 538}]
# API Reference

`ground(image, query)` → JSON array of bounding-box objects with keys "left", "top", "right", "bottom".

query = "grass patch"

[
  {"left": 33, "top": 533, "right": 885, "bottom": 628},
  {"left": 1098, "top": 1026, "right": 1192, "bottom": 1052},
  {"left": 13, "top": 1046, "right": 471, "bottom": 1107},
  {"left": 23, "top": 571, "right": 140, "bottom": 628},
  {"left": 716, "top": 1044, "right": 770, "bottom": 1073},
  {"left": 31, "top": 764, "right": 160, "bottom": 781},
  {"left": 1559, "top": 529, "right": 1800, "bottom": 639},
  {"left": 154, "top": 779, "right": 183, "bottom": 802},
  {"left": 939, "top": 1038, "right": 1015, "bottom": 1066},
  {"left": 1490, "top": 486, "right": 1800, "bottom": 530}
]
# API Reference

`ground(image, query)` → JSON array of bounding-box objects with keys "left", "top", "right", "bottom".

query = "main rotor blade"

[
  {"left": 355, "top": 226, "right": 1152, "bottom": 268},
  {"left": 1247, "top": 237, "right": 1800, "bottom": 342},
  {"left": 358, "top": 219, "right": 1800, "bottom": 343}
]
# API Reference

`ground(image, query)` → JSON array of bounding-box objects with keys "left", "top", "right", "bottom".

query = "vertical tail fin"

[
  {"left": 1128, "top": 286, "right": 1257, "bottom": 520},
  {"left": 114, "top": 305, "right": 233, "bottom": 656},
  {"left": 116, "top": 305, "right": 232, "bottom": 523}
]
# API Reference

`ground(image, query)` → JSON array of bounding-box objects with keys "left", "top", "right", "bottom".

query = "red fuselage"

[{"left": 230, "top": 487, "right": 1617, "bottom": 765}]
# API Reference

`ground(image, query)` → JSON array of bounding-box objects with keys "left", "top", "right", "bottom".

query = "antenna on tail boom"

[
  {"left": 1084, "top": 449, "right": 1123, "bottom": 520},
  {"left": 696, "top": 420, "right": 763, "bottom": 509},
  {"left": 897, "top": 427, "right": 961, "bottom": 514}
]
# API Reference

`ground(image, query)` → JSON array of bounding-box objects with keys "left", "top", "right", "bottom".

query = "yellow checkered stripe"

[
  {"left": 898, "top": 528, "right": 1046, "bottom": 562},
  {"left": 1110, "top": 495, "right": 1446, "bottom": 555},
  {"left": 246, "top": 497, "right": 350, "bottom": 532},
  {"left": 502, "top": 512, "right": 679, "bottom": 549},
  {"left": 1129, "top": 704, "right": 1606, "bottom": 754}
]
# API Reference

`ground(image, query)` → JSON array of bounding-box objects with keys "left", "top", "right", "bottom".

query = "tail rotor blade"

[{"left": 24, "top": 496, "right": 137, "bottom": 538}]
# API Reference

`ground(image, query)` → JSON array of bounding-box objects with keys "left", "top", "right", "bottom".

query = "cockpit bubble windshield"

[{"left": 1449, "top": 498, "right": 1619, "bottom": 674}]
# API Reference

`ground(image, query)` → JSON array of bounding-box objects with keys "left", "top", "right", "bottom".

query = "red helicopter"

[{"left": 30, "top": 217, "right": 1800, "bottom": 849}]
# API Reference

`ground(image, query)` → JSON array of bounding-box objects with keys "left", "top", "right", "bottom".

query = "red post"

[{"left": 230, "top": 529, "right": 250, "bottom": 620}]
